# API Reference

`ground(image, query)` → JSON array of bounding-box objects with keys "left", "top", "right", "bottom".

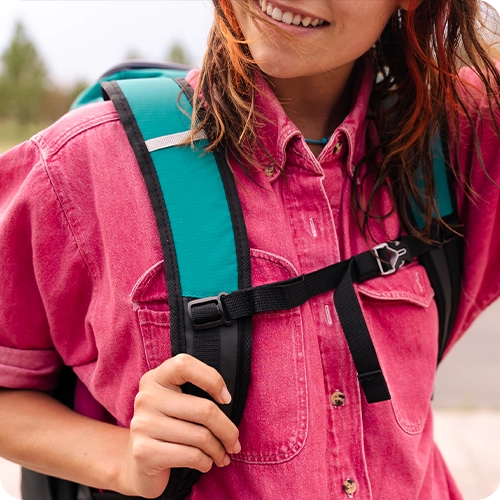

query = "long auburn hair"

[{"left": 191, "top": 0, "right": 500, "bottom": 241}]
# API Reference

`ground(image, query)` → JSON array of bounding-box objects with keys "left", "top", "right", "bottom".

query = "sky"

[{"left": 0, "top": 1, "right": 215, "bottom": 85}]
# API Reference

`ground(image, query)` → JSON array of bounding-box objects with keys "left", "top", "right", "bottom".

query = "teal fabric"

[
  {"left": 71, "top": 68, "right": 189, "bottom": 109},
  {"left": 411, "top": 133, "right": 454, "bottom": 229},
  {"left": 117, "top": 78, "right": 238, "bottom": 298}
]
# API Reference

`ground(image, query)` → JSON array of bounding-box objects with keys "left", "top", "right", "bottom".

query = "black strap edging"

[
  {"left": 101, "top": 80, "right": 200, "bottom": 500},
  {"left": 102, "top": 79, "right": 253, "bottom": 499},
  {"left": 175, "top": 78, "right": 252, "bottom": 427},
  {"left": 101, "top": 81, "right": 185, "bottom": 357}
]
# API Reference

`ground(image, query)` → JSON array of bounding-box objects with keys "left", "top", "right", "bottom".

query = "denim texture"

[{"left": 0, "top": 55, "right": 499, "bottom": 499}]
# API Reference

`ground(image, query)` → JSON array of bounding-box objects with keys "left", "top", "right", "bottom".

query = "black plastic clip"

[{"left": 187, "top": 293, "right": 233, "bottom": 331}]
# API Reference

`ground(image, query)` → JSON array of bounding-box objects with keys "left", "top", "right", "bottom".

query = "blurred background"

[
  {"left": 0, "top": 1, "right": 499, "bottom": 499},
  {"left": 0, "top": 1, "right": 214, "bottom": 153}
]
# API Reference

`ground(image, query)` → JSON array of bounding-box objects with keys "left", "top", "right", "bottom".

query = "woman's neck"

[{"left": 267, "top": 62, "right": 356, "bottom": 148}]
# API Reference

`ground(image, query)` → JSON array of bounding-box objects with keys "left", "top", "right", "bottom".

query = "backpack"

[{"left": 21, "top": 61, "right": 463, "bottom": 500}]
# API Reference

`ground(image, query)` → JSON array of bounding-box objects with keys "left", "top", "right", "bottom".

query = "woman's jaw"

[{"left": 230, "top": 0, "right": 399, "bottom": 81}]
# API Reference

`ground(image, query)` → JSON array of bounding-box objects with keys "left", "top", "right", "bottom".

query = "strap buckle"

[
  {"left": 373, "top": 241, "right": 408, "bottom": 276},
  {"left": 188, "top": 293, "right": 233, "bottom": 331}
]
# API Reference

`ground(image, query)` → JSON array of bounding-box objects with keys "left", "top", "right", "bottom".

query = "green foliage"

[
  {"left": 0, "top": 21, "right": 48, "bottom": 125},
  {"left": 167, "top": 42, "right": 192, "bottom": 66},
  {"left": 0, "top": 120, "right": 51, "bottom": 153},
  {"left": 40, "top": 80, "right": 89, "bottom": 123},
  {"left": 0, "top": 20, "right": 88, "bottom": 129}
]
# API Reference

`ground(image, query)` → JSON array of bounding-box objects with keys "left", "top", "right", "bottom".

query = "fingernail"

[
  {"left": 221, "top": 386, "right": 232, "bottom": 404},
  {"left": 223, "top": 454, "right": 231, "bottom": 466},
  {"left": 232, "top": 440, "right": 241, "bottom": 454}
]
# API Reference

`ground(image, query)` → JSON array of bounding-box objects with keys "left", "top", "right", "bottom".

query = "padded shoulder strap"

[
  {"left": 101, "top": 77, "right": 252, "bottom": 499},
  {"left": 411, "top": 130, "right": 455, "bottom": 228},
  {"left": 71, "top": 62, "right": 191, "bottom": 109},
  {"left": 411, "top": 128, "right": 463, "bottom": 362}
]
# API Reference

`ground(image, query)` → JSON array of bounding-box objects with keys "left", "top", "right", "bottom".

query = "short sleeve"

[
  {"left": 449, "top": 67, "right": 500, "bottom": 346},
  {"left": 0, "top": 140, "right": 92, "bottom": 391}
]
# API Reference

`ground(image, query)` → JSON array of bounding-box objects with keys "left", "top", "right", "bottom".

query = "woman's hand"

[{"left": 122, "top": 354, "right": 241, "bottom": 499}]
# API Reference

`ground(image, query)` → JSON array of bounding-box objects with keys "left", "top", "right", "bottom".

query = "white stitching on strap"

[{"left": 145, "top": 129, "right": 208, "bottom": 152}]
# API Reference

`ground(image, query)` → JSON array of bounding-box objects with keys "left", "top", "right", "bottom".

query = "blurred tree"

[
  {"left": 166, "top": 42, "right": 192, "bottom": 65},
  {"left": 40, "top": 80, "right": 89, "bottom": 122},
  {"left": 0, "top": 21, "right": 48, "bottom": 124}
]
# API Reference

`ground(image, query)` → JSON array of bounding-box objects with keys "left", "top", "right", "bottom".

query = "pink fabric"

[{"left": 1, "top": 55, "right": 499, "bottom": 499}]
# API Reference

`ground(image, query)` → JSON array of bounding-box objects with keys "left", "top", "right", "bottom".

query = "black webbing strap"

[
  {"left": 334, "top": 260, "right": 391, "bottom": 403},
  {"left": 188, "top": 236, "right": 439, "bottom": 404},
  {"left": 418, "top": 219, "right": 463, "bottom": 363}
]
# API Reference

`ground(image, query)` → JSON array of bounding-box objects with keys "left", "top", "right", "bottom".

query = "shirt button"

[
  {"left": 264, "top": 165, "right": 275, "bottom": 177},
  {"left": 343, "top": 478, "right": 357, "bottom": 497},
  {"left": 333, "top": 142, "right": 343, "bottom": 155},
  {"left": 330, "top": 390, "right": 346, "bottom": 407}
]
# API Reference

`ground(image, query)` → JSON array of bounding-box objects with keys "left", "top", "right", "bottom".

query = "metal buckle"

[
  {"left": 187, "top": 293, "right": 233, "bottom": 331},
  {"left": 373, "top": 241, "right": 408, "bottom": 276}
]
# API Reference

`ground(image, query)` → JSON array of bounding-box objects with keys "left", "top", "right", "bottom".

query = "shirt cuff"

[{"left": 0, "top": 344, "right": 62, "bottom": 391}]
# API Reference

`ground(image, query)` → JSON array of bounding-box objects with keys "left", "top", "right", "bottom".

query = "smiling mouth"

[{"left": 258, "top": 0, "right": 328, "bottom": 28}]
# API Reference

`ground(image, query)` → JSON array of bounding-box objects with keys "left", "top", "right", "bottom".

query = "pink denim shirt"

[{"left": 1, "top": 55, "right": 499, "bottom": 499}]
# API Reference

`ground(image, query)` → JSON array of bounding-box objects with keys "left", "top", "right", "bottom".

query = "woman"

[{"left": 0, "top": 0, "right": 499, "bottom": 499}]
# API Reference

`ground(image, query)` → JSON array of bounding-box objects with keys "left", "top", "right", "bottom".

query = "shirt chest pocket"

[
  {"left": 233, "top": 249, "right": 308, "bottom": 464},
  {"left": 357, "top": 262, "right": 438, "bottom": 434},
  {"left": 132, "top": 253, "right": 309, "bottom": 462},
  {"left": 130, "top": 261, "right": 172, "bottom": 370}
]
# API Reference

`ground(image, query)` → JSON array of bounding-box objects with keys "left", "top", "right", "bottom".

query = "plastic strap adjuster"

[
  {"left": 187, "top": 293, "right": 233, "bottom": 331},
  {"left": 373, "top": 241, "right": 408, "bottom": 276}
]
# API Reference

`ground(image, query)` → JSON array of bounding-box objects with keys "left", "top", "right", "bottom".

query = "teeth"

[
  {"left": 282, "top": 11, "right": 293, "bottom": 25},
  {"left": 259, "top": 1, "right": 326, "bottom": 28},
  {"left": 272, "top": 7, "right": 283, "bottom": 21}
]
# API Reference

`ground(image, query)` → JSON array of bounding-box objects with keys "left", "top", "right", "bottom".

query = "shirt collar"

[
  {"left": 252, "top": 52, "right": 375, "bottom": 177},
  {"left": 188, "top": 53, "right": 375, "bottom": 178},
  {"left": 335, "top": 52, "right": 374, "bottom": 176}
]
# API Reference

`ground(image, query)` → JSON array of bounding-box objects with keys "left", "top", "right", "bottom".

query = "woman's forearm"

[
  {"left": 0, "top": 389, "right": 130, "bottom": 494},
  {"left": 0, "top": 356, "right": 239, "bottom": 499}
]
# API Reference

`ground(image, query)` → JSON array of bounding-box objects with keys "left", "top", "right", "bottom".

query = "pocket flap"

[
  {"left": 357, "top": 262, "right": 434, "bottom": 308},
  {"left": 130, "top": 260, "right": 168, "bottom": 303}
]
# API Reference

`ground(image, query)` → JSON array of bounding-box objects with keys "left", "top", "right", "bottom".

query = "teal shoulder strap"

[
  {"left": 101, "top": 77, "right": 252, "bottom": 499},
  {"left": 411, "top": 131, "right": 454, "bottom": 229},
  {"left": 117, "top": 77, "right": 239, "bottom": 297},
  {"left": 410, "top": 129, "right": 463, "bottom": 362},
  {"left": 71, "top": 62, "right": 191, "bottom": 109}
]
